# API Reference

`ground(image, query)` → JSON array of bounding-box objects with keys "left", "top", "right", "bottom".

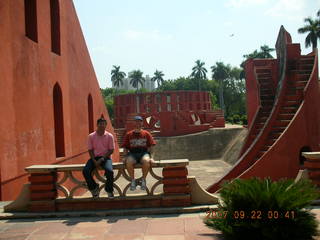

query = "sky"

[{"left": 73, "top": 0, "right": 320, "bottom": 88}]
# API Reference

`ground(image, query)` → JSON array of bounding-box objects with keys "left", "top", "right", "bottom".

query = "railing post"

[
  {"left": 162, "top": 160, "right": 191, "bottom": 207},
  {"left": 303, "top": 152, "right": 320, "bottom": 187},
  {"left": 26, "top": 166, "right": 57, "bottom": 212}
]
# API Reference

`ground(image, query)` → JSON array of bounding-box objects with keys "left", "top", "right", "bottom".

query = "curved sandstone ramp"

[{"left": 207, "top": 26, "right": 320, "bottom": 193}]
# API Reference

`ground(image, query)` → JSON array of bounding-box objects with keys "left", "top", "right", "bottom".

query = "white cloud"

[
  {"left": 123, "top": 30, "right": 173, "bottom": 41},
  {"left": 265, "top": 0, "right": 305, "bottom": 21},
  {"left": 226, "top": 0, "right": 268, "bottom": 8}
]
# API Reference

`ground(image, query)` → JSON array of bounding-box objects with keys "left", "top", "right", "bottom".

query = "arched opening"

[
  {"left": 50, "top": 0, "right": 61, "bottom": 54},
  {"left": 24, "top": 0, "right": 38, "bottom": 42},
  {"left": 88, "top": 94, "right": 94, "bottom": 133},
  {"left": 299, "top": 146, "right": 312, "bottom": 166},
  {"left": 53, "top": 83, "right": 65, "bottom": 157}
]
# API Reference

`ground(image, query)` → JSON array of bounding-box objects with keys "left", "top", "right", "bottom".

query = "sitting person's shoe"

[
  {"left": 130, "top": 179, "right": 136, "bottom": 191},
  {"left": 107, "top": 192, "right": 114, "bottom": 199},
  {"left": 141, "top": 178, "right": 147, "bottom": 190},
  {"left": 91, "top": 186, "right": 100, "bottom": 199}
]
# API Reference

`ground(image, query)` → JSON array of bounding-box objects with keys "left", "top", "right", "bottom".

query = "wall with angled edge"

[
  {"left": 207, "top": 27, "right": 320, "bottom": 193},
  {"left": 0, "top": 0, "right": 119, "bottom": 200}
]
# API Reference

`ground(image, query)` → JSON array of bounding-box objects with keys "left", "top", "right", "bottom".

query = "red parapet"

[{"left": 114, "top": 91, "right": 225, "bottom": 137}]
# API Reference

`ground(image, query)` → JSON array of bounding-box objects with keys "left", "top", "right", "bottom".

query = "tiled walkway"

[
  {"left": 2, "top": 209, "right": 320, "bottom": 240},
  {"left": 0, "top": 213, "right": 223, "bottom": 240}
]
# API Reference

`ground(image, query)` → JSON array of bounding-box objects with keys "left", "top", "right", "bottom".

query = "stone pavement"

[
  {"left": 2, "top": 208, "right": 320, "bottom": 240},
  {"left": 0, "top": 213, "right": 223, "bottom": 240}
]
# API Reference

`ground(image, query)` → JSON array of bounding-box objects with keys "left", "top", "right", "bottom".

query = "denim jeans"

[{"left": 82, "top": 156, "right": 114, "bottom": 193}]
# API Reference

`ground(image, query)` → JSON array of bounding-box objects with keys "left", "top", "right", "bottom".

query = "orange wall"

[{"left": 0, "top": 0, "right": 119, "bottom": 200}]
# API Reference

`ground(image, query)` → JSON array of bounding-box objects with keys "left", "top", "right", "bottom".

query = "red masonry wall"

[{"left": 0, "top": 0, "right": 119, "bottom": 200}]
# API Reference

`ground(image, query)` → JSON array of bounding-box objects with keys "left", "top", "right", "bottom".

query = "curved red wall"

[{"left": 0, "top": 0, "right": 119, "bottom": 200}]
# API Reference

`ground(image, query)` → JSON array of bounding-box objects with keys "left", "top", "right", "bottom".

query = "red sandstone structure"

[
  {"left": 114, "top": 91, "right": 225, "bottom": 137},
  {"left": 0, "top": 0, "right": 119, "bottom": 201},
  {"left": 207, "top": 26, "right": 320, "bottom": 192}
]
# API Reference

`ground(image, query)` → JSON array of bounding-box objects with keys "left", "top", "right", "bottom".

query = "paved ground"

[
  {"left": 2, "top": 209, "right": 320, "bottom": 240},
  {"left": 5, "top": 158, "right": 320, "bottom": 240},
  {"left": 0, "top": 213, "right": 223, "bottom": 240}
]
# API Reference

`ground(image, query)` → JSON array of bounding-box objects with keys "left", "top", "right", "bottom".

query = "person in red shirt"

[{"left": 122, "top": 116, "right": 156, "bottom": 191}]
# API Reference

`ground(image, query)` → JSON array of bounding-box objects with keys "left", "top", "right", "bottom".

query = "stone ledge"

[
  {"left": 0, "top": 204, "right": 218, "bottom": 220},
  {"left": 25, "top": 159, "right": 189, "bottom": 173}
]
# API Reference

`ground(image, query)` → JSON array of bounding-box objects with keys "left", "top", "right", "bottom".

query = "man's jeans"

[{"left": 82, "top": 156, "right": 114, "bottom": 193}]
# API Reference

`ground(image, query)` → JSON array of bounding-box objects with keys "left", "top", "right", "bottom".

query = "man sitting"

[
  {"left": 82, "top": 117, "right": 115, "bottom": 198},
  {"left": 122, "top": 115, "right": 156, "bottom": 190}
]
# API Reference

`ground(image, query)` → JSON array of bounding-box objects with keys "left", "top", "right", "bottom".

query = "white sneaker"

[
  {"left": 130, "top": 179, "right": 136, "bottom": 191},
  {"left": 107, "top": 192, "right": 114, "bottom": 199},
  {"left": 141, "top": 179, "right": 146, "bottom": 190}
]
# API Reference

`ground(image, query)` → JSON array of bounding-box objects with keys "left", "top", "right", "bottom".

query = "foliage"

[
  {"left": 204, "top": 178, "right": 319, "bottom": 240},
  {"left": 129, "top": 70, "right": 145, "bottom": 92},
  {"left": 151, "top": 70, "right": 165, "bottom": 88},
  {"left": 191, "top": 60, "right": 208, "bottom": 91},
  {"left": 240, "top": 45, "right": 275, "bottom": 79},
  {"left": 298, "top": 16, "right": 320, "bottom": 49},
  {"left": 111, "top": 65, "right": 126, "bottom": 89}
]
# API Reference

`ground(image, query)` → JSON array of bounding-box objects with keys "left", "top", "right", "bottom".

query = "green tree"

[
  {"left": 211, "top": 62, "right": 231, "bottom": 114},
  {"left": 240, "top": 45, "right": 275, "bottom": 79},
  {"left": 111, "top": 66, "right": 126, "bottom": 93},
  {"left": 129, "top": 70, "right": 145, "bottom": 92},
  {"left": 191, "top": 60, "right": 208, "bottom": 91},
  {"left": 259, "top": 44, "right": 275, "bottom": 58},
  {"left": 151, "top": 70, "right": 165, "bottom": 88},
  {"left": 298, "top": 17, "right": 320, "bottom": 49}
]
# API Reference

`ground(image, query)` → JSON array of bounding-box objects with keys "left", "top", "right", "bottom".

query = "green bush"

[{"left": 204, "top": 178, "right": 319, "bottom": 240}]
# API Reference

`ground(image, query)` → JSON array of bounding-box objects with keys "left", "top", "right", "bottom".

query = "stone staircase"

[
  {"left": 254, "top": 55, "right": 314, "bottom": 160},
  {"left": 239, "top": 67, "right": 275, "bottom": 155}
]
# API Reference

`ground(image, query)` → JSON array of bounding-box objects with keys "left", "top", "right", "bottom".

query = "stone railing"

[
  {"left": 302, "top": 152, "right": 320, "bottom": 187},
  {"left": 24, "top": 159, "right": 194, "bottom": 212}
]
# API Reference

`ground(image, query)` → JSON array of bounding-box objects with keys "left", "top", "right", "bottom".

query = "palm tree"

[
  {"left": 151, "top": 70, "right": 165, "bottom": 88},
  {"left": 129, "top": 70, "right": 145, "bottom": 92},
  {"left": 111, "top": 66, "right": 126, "bottom": 93},
  {"left": 191, "top": 60, "right": 207, "bottom": 91},
  {"left": 298, "top": 17, "right": 320, "bottom": 50},
  {"left": 240, "top": 45, "right": 275, "bottom": 79},
  {"left": 259, "top": 45, "right": 275, "bottom": 58},
  {"left": 211, "top": 62, "right": 231, "bottom": 113}
]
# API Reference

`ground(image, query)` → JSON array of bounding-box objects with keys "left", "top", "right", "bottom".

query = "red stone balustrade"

[
  {"left": 24, "top": 159, "right": 192, "bottom": 212},
  {"left": 303, "top": 152, "right": 320, "bottom": 187}
]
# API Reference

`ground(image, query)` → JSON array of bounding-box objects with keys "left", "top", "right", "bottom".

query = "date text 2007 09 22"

[{"left": 205, "top": 210, "right": 295, "bottom": 219}]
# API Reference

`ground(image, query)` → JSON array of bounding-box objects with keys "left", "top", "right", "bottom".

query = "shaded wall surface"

[
  {"left": 0, "top": 0, "right": 118, "bottom": 200},
  {"left": 153, "top": 128, "right": 246, "bottom": 161}
]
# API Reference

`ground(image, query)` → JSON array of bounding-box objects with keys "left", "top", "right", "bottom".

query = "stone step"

[
  {"left": 0, "top": 204, "right": 218, "bottom": 220},
  {"left": 260, "top": 95, "right": 274, "bottom": 100},
  {"left": 285, "top": 95, "right": 302, "bottom": 101},
  {"left": 269, "top": 131, "right": 282, "bottom": 139},
  {"left": 266, "top": 138, "right": 277, "bottom": 146},
  {"left": 257, "top": 73, "right": 272, "bottom": 78},
  {"left": 282, "top": 100, "right": 300, "bottom": 107},
  {"left": 274, "top": 120, "right": 291, "bottom": 127},
  {"left": 256, "top": 68, "right": 272, "bottom": 74},
  {"left": 288, "top": 81, "right": 308, "bottom": 88},
  {"left": 278, "top": 113, "right": 294, "bottom": 120},
  {"left": 279, "top": 107, "right": 297, "bottom": 114},
  {"left": 299, "top": 56, "right": 314, "bottom": 64}
]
